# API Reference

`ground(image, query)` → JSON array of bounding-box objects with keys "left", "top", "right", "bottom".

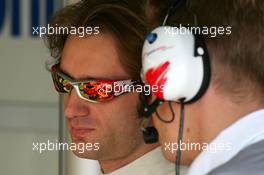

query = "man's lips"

[
  {"left": 71, "top": 127, "right": 95, "bottom": 138},
  {"left": 68, "top": 117, "right": 96, "bottom": 138}
]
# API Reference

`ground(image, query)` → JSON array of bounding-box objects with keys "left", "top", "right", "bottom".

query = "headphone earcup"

[
  {"left": 142, "top": 26, "right": 211, "bottom": 103},
  {"left": 143, "top": 126, "right": 159, "bottom": 144}
]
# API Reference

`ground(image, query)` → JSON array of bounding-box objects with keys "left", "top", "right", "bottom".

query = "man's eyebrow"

[
  {"left": 59, "top": 69, "right": 104, "bottom": 80},
  {"left": 58, "top": 68, "right": 74, "bottom": 79},
  {"left": 59, "top": 67, "right": 129, "bottom": 81}
]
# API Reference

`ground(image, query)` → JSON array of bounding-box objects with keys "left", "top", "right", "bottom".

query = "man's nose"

[{"left": 63, "top": 89, "right": 90, "bottom": 119}]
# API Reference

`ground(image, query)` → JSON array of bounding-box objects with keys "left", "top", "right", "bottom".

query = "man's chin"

[
  {"left": 69, "top": 139, "right": 101, "bottom": 159},
  {"left": 71, "top": 149, "right": 100, "bottom": 160}
]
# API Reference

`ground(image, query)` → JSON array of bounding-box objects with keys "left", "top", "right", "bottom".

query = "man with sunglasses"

[{"left": 45, "top": 0, "right": 175, "bottom": 175}]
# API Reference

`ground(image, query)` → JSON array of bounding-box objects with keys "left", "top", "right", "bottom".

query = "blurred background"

[{"left": 0, "top": 0, "right": 100, "bottom": 174}]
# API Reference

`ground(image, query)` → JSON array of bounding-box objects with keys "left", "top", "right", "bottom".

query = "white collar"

[
  {"left": 102, "top": 147, "right": 175, "bottom": 175},
  {"left": 187, "top": 109, "right": 264, "bottom": 175}
]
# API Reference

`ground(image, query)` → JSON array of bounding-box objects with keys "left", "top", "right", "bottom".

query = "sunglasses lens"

[
  {"left": 79, "top": 81, "right": 114, "bottom": 102},
  {"left": 50, "top": 65, "right": 131, "bottom": 103},
  {"left": 51, "top": 72, "right": 72, "bottom": 93}
]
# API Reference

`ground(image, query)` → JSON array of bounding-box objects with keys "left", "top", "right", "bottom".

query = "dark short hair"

[{"left": 44, "top": 0, "right": 148, "bottom": 79}]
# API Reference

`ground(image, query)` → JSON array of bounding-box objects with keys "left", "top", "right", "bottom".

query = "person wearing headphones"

[
  {"left": 140, "top": 0, "right": 264, "bottom": 175},
  {"left": 45, "top": 0, "right": 175, "bottom": 175}
]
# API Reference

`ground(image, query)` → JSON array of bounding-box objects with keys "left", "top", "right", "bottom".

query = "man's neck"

[
  {"left": 200, "top": 90, "right": 264, "bottom": 144},
  {"left": 99, "top": 143, "right": 158, "bottom": 174}
]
